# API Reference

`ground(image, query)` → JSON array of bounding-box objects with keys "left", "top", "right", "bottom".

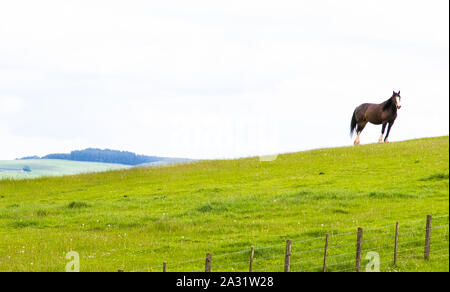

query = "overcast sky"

[{"left": 0, "top": 0, "right": 448, "bottom": 160}]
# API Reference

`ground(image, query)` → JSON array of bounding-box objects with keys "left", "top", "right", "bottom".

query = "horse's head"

[{"left": 392, "top": 91, "right": 402, "bottom": 109}]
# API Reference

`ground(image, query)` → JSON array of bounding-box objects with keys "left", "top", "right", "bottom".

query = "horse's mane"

[{"left": 382, "top": 95, "right": 394, "bottom": 111}]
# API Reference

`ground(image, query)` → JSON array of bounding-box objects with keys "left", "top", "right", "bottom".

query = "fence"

[{"left": 121, "top": 214, "right": 449, "bottom": 272}]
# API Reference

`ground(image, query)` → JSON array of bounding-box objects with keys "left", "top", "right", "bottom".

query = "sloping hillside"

[{"left": 0, "top": 136, "right": 448, "bottom": 272}]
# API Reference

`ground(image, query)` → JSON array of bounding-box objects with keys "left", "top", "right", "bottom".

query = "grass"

[
  {"left": 0, "top": 159, "right": 130, "bottom": 179},
  {"left": 0, "top": 136, "right": 448, "bottom": 272}
]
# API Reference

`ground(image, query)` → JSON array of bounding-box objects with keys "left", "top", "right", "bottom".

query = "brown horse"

[{"left": 350, "top": 91, "right": 402, "bottom": 145}]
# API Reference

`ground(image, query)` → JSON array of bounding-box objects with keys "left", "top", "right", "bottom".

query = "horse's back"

[
  {"left": 355, "top": 103, "right": 372, "bottom": 116},
  {"left": 357, "top": 103, "right": 385, "bottom": 124},
  {"left": 356, "top": 102, "right": 376, "bottom": 110},
  {"left": 354, "top": 103, "right": 381, "bottom": 122}
]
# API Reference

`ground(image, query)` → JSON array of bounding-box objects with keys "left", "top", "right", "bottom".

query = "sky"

[{"left": 0, "top": 0, "right": 448, "bottom": 160}]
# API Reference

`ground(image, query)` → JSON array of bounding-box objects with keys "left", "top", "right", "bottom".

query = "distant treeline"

[{"left": 19, "top": 148, "right": 164, "bottom": 166}]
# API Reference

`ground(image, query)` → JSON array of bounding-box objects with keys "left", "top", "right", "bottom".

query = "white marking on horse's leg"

[
  {"left": 378, "top": 134, "right": 384, "bottom": 143},
  {"left": 354, "top": 132, "right": 361, "bottom": 145}
]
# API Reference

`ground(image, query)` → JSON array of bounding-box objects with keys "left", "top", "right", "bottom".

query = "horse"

[{"left": 350, "top": 91, "right": 402, "bottom": 145}]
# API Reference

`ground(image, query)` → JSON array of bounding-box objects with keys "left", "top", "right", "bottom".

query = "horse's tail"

[{"left": 350, "top": 110, "right": 357, "bottom": 138}]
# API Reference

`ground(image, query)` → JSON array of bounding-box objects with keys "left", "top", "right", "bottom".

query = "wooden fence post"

[
  {"left": 355, "top": 227, "right": 363, "bottom": 272},
  {"left": 424, "top": 215, "right": 432, "bottom": 260},
  {"left": 205, "top": 253, "right": 212, "bottom": 272},
  {"left": 163, "top": 262, "right": 167, "bottom": 272},
  {"left": 394, "top": 222, "right": 399, "bottom": 266},
  {"left": 249, "top": 246, "right": 254, "bottom": 272},
  {"left": 323, "top": 233, "right": 329, "bottom": 272},
  {"left": 284, "top": 240, "right": 292, "bottom": 272}
]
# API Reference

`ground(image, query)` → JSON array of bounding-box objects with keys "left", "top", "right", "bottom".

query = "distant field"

[
  {"left": 0, "top": 137, "right": 448, "bottom": 272},
  {"left": 0, "top": 159, "right": 130, "bottom": 179}
]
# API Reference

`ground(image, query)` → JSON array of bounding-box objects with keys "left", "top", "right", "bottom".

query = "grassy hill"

[
  {"left": 0, "top": 136, "right": 448, "bottom": 272},
  {"left": 0, "top": 159, "right": 130, "bottom": 179}
]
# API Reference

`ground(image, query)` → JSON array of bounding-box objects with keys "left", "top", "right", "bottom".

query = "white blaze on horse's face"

[{"left": 396, "top": 95, "right": 402, "bottom": 109}]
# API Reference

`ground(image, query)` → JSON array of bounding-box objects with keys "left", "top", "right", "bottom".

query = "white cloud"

[{"left": 0, "top": 96, "right": 24, "bottom": 117}]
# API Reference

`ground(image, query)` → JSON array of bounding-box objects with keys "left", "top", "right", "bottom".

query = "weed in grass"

[
  {"left": 67, "top": 202, "right": 89, "bottom": 209},
  {"left": 35, "top": 209, "right": 49, "bottom": 217},
  {"left": 10, "top": 220, "right": 39, "bottom": 229},
  {"left": 420, "top": 173, "right": 449, "bottom": 182}
]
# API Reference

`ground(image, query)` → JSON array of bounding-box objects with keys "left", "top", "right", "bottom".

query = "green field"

[
  {"left": 0, "top": 159, "right": 130, "bottom": 179},
  {"left": 0, "top": 137, "right": 448, "bottom": 272}
]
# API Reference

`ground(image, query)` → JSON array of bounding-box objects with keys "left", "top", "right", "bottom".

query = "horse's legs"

[
  {"left": 384, "top": 121, "right": 395, "bottom": 143},
  {"left": 379, "top": 123, "right": 387, "bottom": 143},
  {"left": 354, "top": 122, "right": 367, "bottom": 145}
]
